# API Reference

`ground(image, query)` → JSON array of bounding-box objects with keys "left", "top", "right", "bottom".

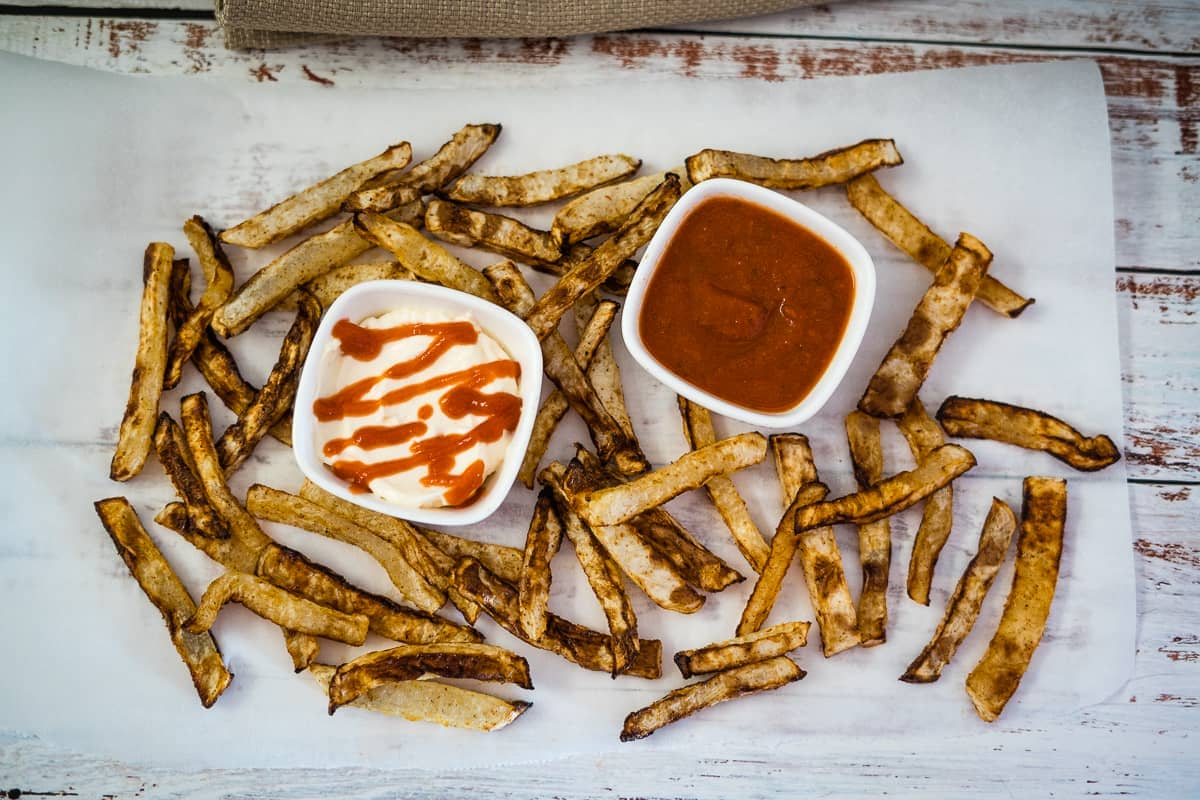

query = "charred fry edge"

[{"left": 675, "top": 621, "right": 810, "bottom": 679}]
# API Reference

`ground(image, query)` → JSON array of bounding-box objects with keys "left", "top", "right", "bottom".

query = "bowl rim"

[
  {"left": 291, "top": 279, "right": 543, "bottom": 526},
  {"left": 620, "top": 177, "right": 876, "bottom": 429}
]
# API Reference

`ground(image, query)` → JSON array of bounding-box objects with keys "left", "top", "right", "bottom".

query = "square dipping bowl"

[
  {"left": 292, "top": 280, "right": 543, "bottom": 526},
  {"left": 621, "top": 177, "right": 876, "bottom": 429}
]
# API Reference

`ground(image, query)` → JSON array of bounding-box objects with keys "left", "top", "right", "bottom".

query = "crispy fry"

[
  {"left": 575, "top": 432, "right": 768, "bottom": 527},
  {"left": 328, "top": 643, "right": 533, "bottom": 714},
  {"left": 354, "top": 211, "right": 499, "bottom": 302},
  {"left": 846, "top": 410, "right": 892, "bottom": 647},
  {"left": 685, "top": 139, "right": 901, "bottom": 189},
  {"left": 675, "top": 621, "right": 810, "bottom": 679},
  {"left": 936, "top": 395, "right": 1121, "bottom": 472},
  {"left": 221, "top": 141, "right": 412, "bottom": 248},
  {"left": 678, "top": 397, "right": 769, "bottom": 572},
  {"left": 111, "top": 242, "right": 173, "bottom": 481},
  {"left": 156, "top": 501, "right": 261, "bottom": 574},
  {"left": 213, "top": 199, "right": 424, "bottom": 337},
  {"left": 278, "top": 261, "right": 417, "bottom": 312},
  {"left": 528, "top": 241, "right": 638, "bottom": 295},
  {"left": 308, "top": 663, "right": 530, "bottom": 730},
  {"left": 858, "top": 233, "right": 993, "bottom": 418},
  {"left": 846, "top": 174, "right": 1033, "bottom": 318},
  {"left": 620, "top": 656, "right": 805, "bottom": 741},
  {"left": 165, "top": 217, "right": 235, "bottom": 389},
  {"left": 284, "top": 630, "right": 321, "bottom": 672},
  {"left": 518, "top": 490, "right": 564, "bottom": 640},
  {"left": 425, "top": 199, "right": 563, "bottom": 265},
  {"left": 899, "top": 398, "right": 955, "bottom": 605},
  {"left": 524, "top": 174, "right": 681, "bottom": 341},
  {"left": 551, "top": 167, "right": 688, "bottom": 247},
  {"left": 344, "top": 124, "right": 501, "bottom": 213},
  {"left": 215, "top": 292, "right": 320, "bottom": 474},
  {"left": 94, "top": 497, "right": 232, "bottom": 708},
  {"left": 152, "top": 413, "right": 227, "bottom": 540},
  {"left": 446, "top": 153, "right": 641, "bottom": 207},
  {"left": 419, "top": 529, "right": 524, "bottom": 585},
  {"left": 576, "top": 293, "right": 635, "bottom": 436},
  {"left": 629, "top": 507, "right": 743, "bottom": 593},
  {"left": 902, "top": 498, "right": 1017, "bottom": 683},
  {"left": 245, "top": 484, "right": 445, "bottom": 613},
  {"left": 966, "top": 478, "right": 1067, "bottom": 721},
  {"left": 185, "top": 571, "right": 369, "bottom": 645}
]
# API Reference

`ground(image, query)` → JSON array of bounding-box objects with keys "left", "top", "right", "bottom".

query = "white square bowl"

[
  {"left": 621, "top": 177, "right": 876, "bottom": 429},
  {"left": 292, "top": 280, "right": 543, "bottom": 526}
]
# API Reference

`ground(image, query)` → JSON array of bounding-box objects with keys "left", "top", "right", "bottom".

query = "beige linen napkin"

[{"left": 217, "top": 0, "right": 824, "bottom": 49}]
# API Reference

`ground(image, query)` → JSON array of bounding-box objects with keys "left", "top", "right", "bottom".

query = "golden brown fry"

[
  {"left": 245, "top": 484, "right": 446, "bottom": 614},
  {"left": 328, "top": 643, "right": 533, "bottom": 714},
  {"left": 308, "top": 663, "right": 530, "bottom": 730},
  {"left": 94, "top": 497, "right": 232, "bottom": 708},
  {"left": 937, "top": 396, "right": 1121, "bottom": 472},
  {"left": 111, "top": 242, "right": 174, "bottom": 481},
  {"left": 446, "top": 153, "right": 641, "bottom": 207},
  {"left": 686, "top": 139, "right": 901, "bottom": 189},
  {"left": 165, "top": 216, "right": 235, "bottom": 389},
  {"left": 524, "top": 174, "right": 681, "bottom": 341},
  {"left": 846, "top": 410, "right": 892, "bottom": 647},
  {"left": 213, "top": 199, "right": 424, "bottom": 337},
  {"left": 678, "top": 397, "right": 769, "bottom": 572},
  {"left": 185, "top": 571, "right": 370, "bottom": 645},
  {"left": 284, "top": 630, "right": 321, "bottom": 672},
  {"left": 630, "top": 507, "right": 743, "bottom": 593},
  {"left": 345, "top": 124, "right": 501, "bottom": 213},
  {"left": 846, "top": 174, "right": 1033, "bottom": 318},
  {"left": 529, "top": 241, "right": 638, "bottom": 295},
  {"left": 425, "top": 199, "right": 563, "bottom": 264},
  {"left": 576, "top": 293, "right": 635, "bottom": 437},
  {"left": 551, "top": 167, "right": 688, "bottom": 247},
  {"left": 575, "top": 432, "right": 768, "bottom": 527},
  {"left": 675, "top": 621, "right": 810, "bottom": 679},
  {"left": 420, "top": 529, "right": 524, "bottom": 585},
  {"left": 215, "top": 292, "right": 320, "bottom": 474},
  {"left": 620, "top": 656, "right": 805, "bottom": 741},
  {"left": 221, "top": 141, "right": 412, "bottom": 248},
  {"left": 966, "top": 478, "right": 1067, "bottom": 721},
  {"left": 858, "top": 233, "right": 993, "bottom": 418},
  {"left": 156, "top": 501, "right": 261, "bottom": 575},
  {"left": 902, "top": 498, "right": 1017, "bottom": 683},
  {"left": 153, "top": 413, "right": 227, "bottom": 540},
  {"left": 518, "top": 490, "right": 564, "bottom": 640},
  {"left": 354, "top": 211, "right": 499, "bottom": 302},
  {"left": 899, "top": 398, "right": 955, "bottom": 606}
]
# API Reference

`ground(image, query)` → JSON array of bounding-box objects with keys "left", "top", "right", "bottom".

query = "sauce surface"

[{"left": 639, "top": 195, "right": 855, "bottom": 413}]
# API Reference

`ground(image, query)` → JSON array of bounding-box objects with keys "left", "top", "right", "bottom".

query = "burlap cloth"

[{"left": 217, "top": 0, "right": 823, "bottom": 49}]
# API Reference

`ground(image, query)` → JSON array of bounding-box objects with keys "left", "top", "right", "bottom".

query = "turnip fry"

[
  {"left": 354, "top": 211, "right": 498, "bottom": 302},
  {"left": 552, "top": 167, "right": 688, "bottom": 247},
  {"left": 846, "top": 410, "right": 892, "bottom": 646},
  {"left": 686, "top": 139, "right": 901, "bottom": 189},
  {"left": 675, "top": 621, "right": 810, "bottom": 679},
  {"left": 165, "top": 216, "right": 234, "bottom": 388},
  {"left": 152, "top": 412, "right": 227, "bottom": 540},
  {"left": 899, "top": 398, "right": 955, "bottom": 605},
  {"left": 446, "top": 153, "right": 640, "bottom": 207},
  {"left": 518, "top": 489, "right": 564, "bottom": 640},
  {"left": 425, "top": 199, "right": 562, "bottom": 265}
]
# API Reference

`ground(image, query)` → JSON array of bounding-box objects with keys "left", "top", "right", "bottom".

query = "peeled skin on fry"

[
  {"left": 165, "top": 216, "right": 234, "bottom": 389},
  {"left": 966, "top": 477, "right": 1067, "bottom": 722},
  {"left": 518, "top": 490, "right": 564, "bottom": 640},
  {"left": 899, "top": 398, "right": 955, "bottom": 606},
  {"left": 446, "top": 153, "right": 641, "bottom": 207},
  {"left": 111, "top": 242, "right": 173, "bottom": 481},
  {"left": 902, "top": 498, "right": 1017, "bottom": 683},
  {"left": 575, "top": 432, "right": 768, "bottom": 527},
  {"left": 685, "top": 139, "right": 901, "bottom": 189},
  {"left": 858, "top": 233, "right": 993, "bottom": 418},
  {"left": 94, "top": 497, "right": 232, "bottom": 708},
  {"left": 425, "top": 200, "right": 562, "bottom": 265},
  {"left": 675, "top": 621, "right": 810, "bottom": 679},
  {"left": 308, "top": 664, "right": 530, "bottom": 731},
  {"left": 620, "top": 656, "right": 805, "bottom": 741},
  {"left": 552, "top": 167, "right": 689, "bottom": 247},
  {"left": 846, "top": 410, "right": 892, "bottom": 647},
  {"left": 937, "top": 395, "right": 1121, "bottom": 472},
  {"left": 355, "top": 211, "right": 499, "bottom": 302},
  {"left": 221, "top": 141, "right": 412, "bottom": 248},
  {"left": 846, "top": 174, "right": 1033, "bottom": 318}
]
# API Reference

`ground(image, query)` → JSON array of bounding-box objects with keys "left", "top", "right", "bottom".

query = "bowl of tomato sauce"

[{"left": 622, "top": 177, "right": 875, "bottom": 428}]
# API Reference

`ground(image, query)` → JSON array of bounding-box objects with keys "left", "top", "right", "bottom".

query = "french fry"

[
  {"left": 858, "top": 233, "right": 993, "bottom": 418},
  {"left": 278, "top": 261, "right": 417, "bottom": 312},
  {"left": 523, "top": 174, "right": 682, "bottom": 342},
  {"left": 425, "top": 199, "right": 563, "bottom": 264},
  {"left": 518, "top": 490, "right": 564, "bottom": 640},
  {"left": 620, "top": 656, "right": 805, "bottom": 741},
  {"left": 901, "top": 498, "right": 1017, "bottom": 683},
  {"left": 164, "top": 216, "right": 234, "bottom": 389},
  {"left": 283, "top": 630, "right": 321, "bottom": 672},
  {"left": 529, "top": 241, "right": 638, "bottom": 295},
  {"left": 152, "top": 412, "right": 228, "bottom": 540},
  {"left": 846, "top": 174, "right": 1033, "bottom": 318},
  {"left": 221, "top": 141, "right": 412, "bottom": 248},
  {"left": 846, "top": 410, "right": 892, "bottom": 646},
  {"left": 936, "top": 395, "right": 1121, "bottom": 472},
  {"left": 419, "top": 529, "right": 524, "bottom": 585},
  {"left": 327, "top": 643, "right": 533, "bottom": 714},
  {"left": 576, "top": 293, "right": 635, "bottom": 439},
  {"left": 185, "top": 571, "right": 370, "bottom": 645},
  {"left": 551, "top": 167, "right": 688, "bottom": 247},
  {"left": 575, "top": 432, "right": 768, "bottom": 527},
  {"left": 678, "top": 397, "right": 769, "bottom": 572},
  {"left": 628, "top": 507, "right": 744, "bottom": 593},
  {"left": 966, "top": 478, "right": 1067, "bottom": 721},
  {"left": 156, "top": 501, "right": 261, "bottom": 575},
  {"left": 685, "top": 139, "right": 901, "bottom": 189},
  {"left": 675, "top": 621, "right": 810, "bottom": 679},
  {"left": 354, "top": 211, "right": 499, "bottom": 302},
  {"left": 111, "top": 242, "right": 173, "bottom": 481},
  {"left": 94, "top": 497, "right": 232, "bottom": 708},
  {"left": 445, "top": 153, "right": 641, "bottom": 207},
  {"left": 899, "top": 398, "right": 955, "bottom": 606},
  {"left": 308, "top": 663, "right": 530, "bottom": 730}
]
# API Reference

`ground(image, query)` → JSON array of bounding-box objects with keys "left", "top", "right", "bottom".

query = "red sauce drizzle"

[{"left": 315, "top": 318, "right": 522, "bottom": 506}]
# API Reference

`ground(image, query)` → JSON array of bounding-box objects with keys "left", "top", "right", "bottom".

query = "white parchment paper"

[{"left": 0, "top": 54, "right": 1133, "bottom": 768}]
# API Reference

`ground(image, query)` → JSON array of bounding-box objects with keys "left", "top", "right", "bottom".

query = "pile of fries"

[{"left": 96, "top": 124, "right": 1122, "bottom": 740}]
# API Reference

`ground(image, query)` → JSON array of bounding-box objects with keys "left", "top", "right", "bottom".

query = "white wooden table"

[{"left": 2, "top": 2, "right": 1198, "bottom": 796}]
